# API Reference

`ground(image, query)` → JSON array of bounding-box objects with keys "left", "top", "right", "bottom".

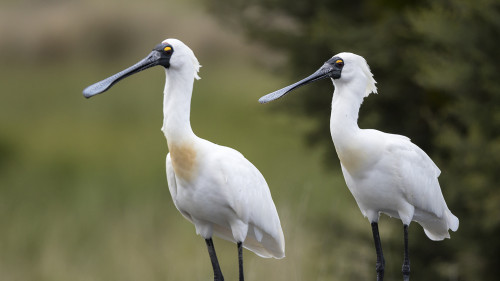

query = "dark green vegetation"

[{"left": 203, "top": 0, "right": 500, "bottom": 280}]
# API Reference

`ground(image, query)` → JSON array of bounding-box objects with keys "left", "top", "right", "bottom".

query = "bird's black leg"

[
  {"left": 205, "top": 238, "right": 224, "bottom": 281},
  {"left": 371, "top": 222, "right": 385, "bottom": 281},
  {"left": 402, "top": 224, "right": 410, "bottom": 281},
  {"left": 237, "top": 242, "right": 244, "bottom": 281}
]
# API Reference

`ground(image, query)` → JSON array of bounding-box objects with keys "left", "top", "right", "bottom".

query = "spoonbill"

[
  {"left": 259, "top": 52, "right": 458, "bottom": 281},
  {"left": 83, "top": 38, "right": 285, "bottom": 281}
]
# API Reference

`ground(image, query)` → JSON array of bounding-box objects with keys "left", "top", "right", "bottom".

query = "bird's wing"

[
  {"left": 210, "top": 145, "right": 285, "bottom": 258},
  {"left": 383, "top": 133, "right": 458, "bottom": 239},
  {"left": 166, "top": 153, "right": 192, "bottom": 222},
  {"left": 384, "top": 134, "right": 446, "bottom": 217},
  {"left": 166, "top": 153, "right": 177, "bottom": 198}
]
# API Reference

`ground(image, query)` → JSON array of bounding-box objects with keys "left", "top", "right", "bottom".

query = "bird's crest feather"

[{"left": 360, "top": 56, "right": 377, "bottom": 97}]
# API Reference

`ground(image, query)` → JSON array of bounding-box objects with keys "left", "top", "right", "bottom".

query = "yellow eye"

[
  {"left": 335, "top": 59, "right": 343, "bottom": 64},
  {"left": 164, "top": 46, "right": 172, "bottom": 52}
]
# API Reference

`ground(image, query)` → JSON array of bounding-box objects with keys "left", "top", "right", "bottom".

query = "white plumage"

[
  {"left": 166, "top": 141, "right": 285, "bottom": 258},
  {"left": 338, "top": 130, "right": 459, "bottom": 239},
  {"left": 83, "top": 38, "right": 284, "bottom": 281},
  {"left": 162, "top": 39, "right": 284, "bottom": 258},
  {"left": 259, "top": 51, "right": 458, "bottom": 280},
  {"left": 328, "top": 53, "right": 458, "bottom": 238}
]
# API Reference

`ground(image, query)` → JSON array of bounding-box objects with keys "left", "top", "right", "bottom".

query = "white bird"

[
  {"left": 83, "top": 38, "right": 285, "bottom": 281},
  {"left": 259, "top": 52, "right": 458, "bottom": 281}
]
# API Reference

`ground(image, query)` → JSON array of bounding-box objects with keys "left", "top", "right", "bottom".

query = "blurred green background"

[{"left": 1, "top": 0, "right": 499, "bottom": 280}]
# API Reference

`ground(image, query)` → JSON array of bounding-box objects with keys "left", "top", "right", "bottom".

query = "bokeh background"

[{"left": 1, "top": 0, "right": 499, "bottom": 280}]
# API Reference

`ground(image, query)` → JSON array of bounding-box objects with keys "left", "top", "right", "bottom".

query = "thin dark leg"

[
  {"left": 402, "top": 224, "right": 410, "bottom": 281},
  {"left": 371, "top": 222, "right": 385, "bottom": 281},
  {"left": 237, "top": 242, "right": 244, "bottom": 281},
  {"left": 205, "top": 238, "right": 224, "bottom": 281}
]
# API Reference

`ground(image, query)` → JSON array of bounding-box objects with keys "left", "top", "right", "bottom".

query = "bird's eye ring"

[{"left": 335, "top": 59, "right": 344, "bottom": 67}]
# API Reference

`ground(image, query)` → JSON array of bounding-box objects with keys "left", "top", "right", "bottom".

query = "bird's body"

[
  {"left": 160, "top": 44, "right": 284, "bottom": 258},
  {"left": 330, "top": 89, "right": 458, "bottom": 240},
  {"left": 166, "top": 139, "right": 285, "bottom": 258},
  {"left": 259, "top": 51, "right": 458, "bottom": 280},
  {"left": 83, "top": 38, "right": 284, "bottom": 281}
]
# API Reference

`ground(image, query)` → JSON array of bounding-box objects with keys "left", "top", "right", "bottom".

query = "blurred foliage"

[
  {"left": 2, "top": 0, "right": 499, "bottom": 280},
  {"left": 0, "top": 0, "right": 371, "bottom": 280},
  {"left": 203, "top": 0, "right": 500, "bottom": 280}
]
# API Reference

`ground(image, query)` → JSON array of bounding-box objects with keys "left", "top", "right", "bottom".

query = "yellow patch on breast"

[{"left": 169, "top": 143, "right": 198, "bottom": 181}]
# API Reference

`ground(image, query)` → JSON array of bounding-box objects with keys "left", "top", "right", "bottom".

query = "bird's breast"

[
  {"left": 334, "top": 136, "right": 382, "bottom": 177},
  {"left": 169, "top": 142, "right": 198, "bottom": 181},
  {"left": 336, "top": 142, "right": 368, "bottom": 174}
]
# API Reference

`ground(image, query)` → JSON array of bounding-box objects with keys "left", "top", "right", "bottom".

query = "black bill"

[
  {"left": 258, "top": 57, "right": 343, "bottom": 104},
  {"left": 83, "top": 43, "right": 173, "bottom": 98}
]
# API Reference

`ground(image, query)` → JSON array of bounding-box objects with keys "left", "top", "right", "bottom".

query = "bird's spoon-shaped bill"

[
  {"left": 258, "top": 65, "right": 332, "bottom": 104},
  {"left": 82, "top": 51, "right": 164, "bottom": 98}
]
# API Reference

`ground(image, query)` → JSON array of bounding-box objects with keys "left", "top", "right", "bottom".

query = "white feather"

[
  {"left": 162, "top": 39, "right": 284, "bottom": 258},
  {"left": 330, "top": 52, "right": 458, "bottom": 240}
]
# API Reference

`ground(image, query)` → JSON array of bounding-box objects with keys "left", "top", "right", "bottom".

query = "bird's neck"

[
  {"left": 161, "top": 68, "right": 197, "bottom": 146},
  {"left": 329, "top": 81, "right": 368, "bottom": 172},
  {"left": 330, "top": 83, "right": 364, "bottom": 140}
]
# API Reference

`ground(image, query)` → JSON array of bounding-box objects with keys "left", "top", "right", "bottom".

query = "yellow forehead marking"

[
  {"left": 336, "top": 59, "right": 343, "bottom": 64},
  {"left": 164, "top": 46, "right": 172, "bottom": 52}
]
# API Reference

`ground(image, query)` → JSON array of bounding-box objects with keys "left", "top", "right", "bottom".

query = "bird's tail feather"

[
  {"left": 446, "top": 210, "right": 459, "bottom": 232},
  {"left": 421, "top": 209, "right": 458, "bottom": 241}
]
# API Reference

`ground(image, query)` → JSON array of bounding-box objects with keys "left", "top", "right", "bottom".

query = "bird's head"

[
  {"left": 82, "top": 38, "right": 200, "bottom": 98},
  {"left": 163, "top": 38, "right": 201, "bottom": 80},
  {"left": 259, "top": 52, "right": 377, "bottom": 104}
]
